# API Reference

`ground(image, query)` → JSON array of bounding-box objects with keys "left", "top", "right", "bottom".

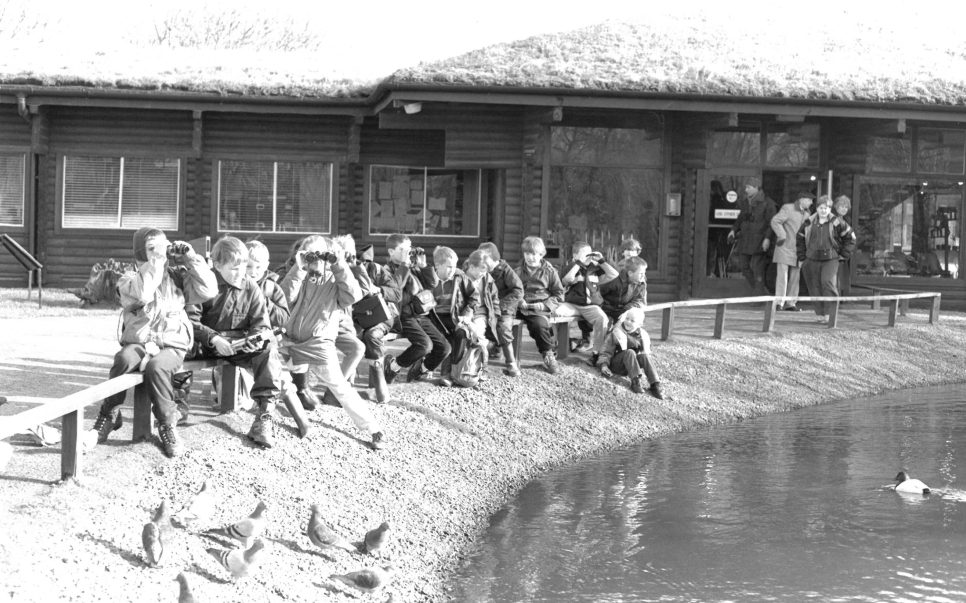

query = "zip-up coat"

[
  {"left": 490, "top": 260, "right": 524, "bottom": 315},
  {"left": 118, "top": 255, "right": 217, "bottom": 351},
  {"left": 189, "top": 272, "right": 271, "bottom": 349},
  {"left": 256, "top": 271, "right": 290, "bottom": 329},
  {"left": 770, "top": 202, "right": 809, "bottom": 266},
  {"left": 473, "top": 273, "right": 501, "bottom": 333},
  {"left": 795, "top": 214, "right": 856, "bottom": 263},
  {"left": 436, "top": 269, "right": 481, "bottom": 321},
  {"left": 560, "top": 259, "right": 607, "bottom": 306},
  {"left": 598, "top": 269, "right": 647, "bottom": 320},
  {"left": 514, "top": 260, "right": 564, "bottom": 313},
  {"left": 596, "top": 322, "right": 651, "bottom": 368},
  {"left": 385, "top": 261, "right": 439, "bottom": 317},
  {"left": 731, "top": 190, "right": 777, "bottom": 255},
  {"left": 280, "top": 260, "right": 363, "bottom": 354}
]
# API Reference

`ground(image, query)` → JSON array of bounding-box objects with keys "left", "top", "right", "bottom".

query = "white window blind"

[
  {"left": 0, "top": 153, "right": 25, "bottom": 227},
  {"left": 217, "top": 160, "right": 331, "bottom": 233},
  {"left": 62, "top": 156, "right": 180, "bottom": 229}
]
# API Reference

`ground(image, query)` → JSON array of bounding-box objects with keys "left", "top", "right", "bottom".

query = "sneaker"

[
  {"left": 406, "top": 360, "right": 428, "bottom": 383},
  {"left": 371, "top": 431, "right": 386, "bottom": 451},
  {"left": 438, "top": 376, "right": 453, "bottom": 387},
  {"left": 542, "top": 352, "right": 560, "bottom": 375},
  {"left": 504, "top": 362, "right": 520, "bottom": 378},
  {"left": 783, "top": 306, "right": 802, "bottom": 312},
  {"left": 157, "top": 423, "right": 185, "bottom": 458},
  {"left": 91, "top": 409, "right": 123, "bottom": 445},
  {"left": 383, "top": 354, "right": 400, "bottom": 385},
  {"left": 487, "top": 341, "right": 502, "bottom": 360},
  {"left": 649, "top": 382, "right": 665, "bottom": 400},
  {"left": 249, "top": 413, "right": 275, "bottom": 448},
  {"left": 574, "top": 339, "right": 593, "bottom": 353},
  {"left": 321, "top": 389, "right": 341, "bottom": 407},
  {"left": 296, "top": 388, "right": 319, "bottom": 411},
  {"left": 631, "top": 377, "right": 646, "bottom": 394}
]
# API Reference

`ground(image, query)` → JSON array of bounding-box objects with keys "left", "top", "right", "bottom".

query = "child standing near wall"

[
  {"left": 514, "top": 236, "right": 565, "bottom": 375},
  {"left": 596, "top": 307, "right": 665, "bottom": 399}
]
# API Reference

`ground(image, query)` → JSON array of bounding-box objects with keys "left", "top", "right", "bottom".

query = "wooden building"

[{"left": 2, "top": 18, "right": 966, "bottom": 308}]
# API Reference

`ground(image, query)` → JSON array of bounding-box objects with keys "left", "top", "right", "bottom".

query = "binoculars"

[
  {"left": 409, "top": 247, "right": 426, "bottom": 261},
  {"left": 302, "top": 250, "right": 340, "bottom": 265},
  {"left": 166, "top": 241, "right": 192, "bottom": 258}
]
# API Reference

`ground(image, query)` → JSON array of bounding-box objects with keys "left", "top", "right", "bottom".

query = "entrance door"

[{"left": 692, "top": 169, "right": 761, "bottom": 298}]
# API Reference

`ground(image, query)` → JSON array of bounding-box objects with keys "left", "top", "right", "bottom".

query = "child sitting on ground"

[
  {"left": 514, "top": 236, "right": 565, "bottom": 374},
  {"left": 596, "top": 307, "right": 664, "bottom": 399},
  {"left": 279, "top": 236, "right": 386, "bottom": 450},
  {"left": 477, "top": 242, "right": 524, "bottom": 377},
  {"left": 86, "top": 227, "right": 218, "bottom": 458},
  {"left": 432, "top": 247, "right": 483, "bottom": 387}
]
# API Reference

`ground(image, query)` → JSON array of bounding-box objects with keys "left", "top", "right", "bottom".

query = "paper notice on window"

[
  {"left": 382, "top": 203, "right": 394, "bottom": 219},
  {"left": 378, "top": 182, "right": 392, "bottom": 200},
  {"left": 441, "top": 216, "right": 450, "bottom": 228},
  {"left": 714, "top": 209, "right": 740, "bottom": 220},
  {"left": 428, "top": 197, "right": 446, "bottom": 211},
  {"left": 405, "top": 215, "right": 418, "bottom": 232},
  {"left": 411, "top": 191, "right": 423, "bottom": 207},
  {"left": 410, "top": 178, "right": 423, "bottom": 190},
  {"left": 393, "top": 180, "right": 408, "bottom": 198},
  {"left": 371, "top": 201, "right": 382, "bottom": 218},
  {"left": 430, "top": 214, "right": 441, "bottom": 228},
  {"left": 395, "top": 199, "right": 409, "bottom": 218}
]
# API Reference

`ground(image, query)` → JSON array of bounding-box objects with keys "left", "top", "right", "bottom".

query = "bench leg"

[
  {"left": 132, "top": 383, "right": 153, "bottom": 442},
  {"left": 555, "top": 322, "right": 570, "bottom": 360},
  {"left": 828, "top": 300, "right": 840, "bottom": 328},
  {"left": 61, "top": 409, "right": 84, "bottom": 481},
  {"left": 512, "top": 323, "right": 524, "bottom": 364},
  {"left": 221, "top": 364, "right": 240, "bottom": 413},
  {"left": 713, "top": 304, "right": 727, "bottom": 339},
  {"left": 887, "top": 299, "right": 899, "bottom": 327},
  {"left": 763, "top": 301, "right": 776, "bottom": 333},
  {"left": 929, "top": 295, "right": 941, "bottom": 324},
  {"left": 661, "top": 307, "right": 674, "bottom": 341},
  {"left": 899, "top": 299, "right": 909, "bottom": 316},
  {"left": 871, "top": 292, "right": 880, "bottom": 310}
]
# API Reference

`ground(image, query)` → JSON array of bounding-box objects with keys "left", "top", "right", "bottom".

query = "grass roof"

[{"left": 388, "top": 14, "right": 966, "bottom": 106}]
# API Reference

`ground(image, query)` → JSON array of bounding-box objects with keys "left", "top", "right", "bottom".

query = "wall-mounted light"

[
  {"left": 666, "top": 193, "right": 682, "bottom": 216},
  {"left": 810, "top": 175, "right": 816, "bottom": 181},
  {"left": 403, "top": 102, "right": 422, "bottom": 115}
]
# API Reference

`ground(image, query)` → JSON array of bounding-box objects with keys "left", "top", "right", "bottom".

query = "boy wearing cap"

[
  {"left": 728, "top": 177, "right": 777, "bottom": 297},
  {"left": 770, "top": 191, "right": 814, "bottom": 311}
]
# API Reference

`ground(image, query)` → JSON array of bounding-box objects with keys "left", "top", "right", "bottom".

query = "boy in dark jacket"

[
  {"left": 514, "top": 236, "right": 565, "bottom": 374},
  {"left": 557, "top": 241, "right": 616, "bottom": 356},
  {"left": 477, "top": 242, "right": 524, "bottom": 377},
  {"left": 352, "top": 243, "right": 403, "bottom": 403},
  {"left": 432, "top": 247, "right": 484, "bottom": 387}
]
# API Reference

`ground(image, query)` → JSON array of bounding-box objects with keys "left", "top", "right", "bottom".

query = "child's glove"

[{"left": 600, "top": 365, "right": 613, "bottom": 378}]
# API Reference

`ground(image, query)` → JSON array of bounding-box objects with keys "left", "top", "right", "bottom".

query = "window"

[
  {"left": 917, "top": 129, "right": 965, "bottom": 175},
  {"left": 855, "top": 177, "right": 962, "bottom": 279},
  {"left": 62, "top": 156, "right": 180, "bottom": 229},
  {"left": 368, "top": 166, "right": 481, "bottom": 237},
  {"left": 217, "top": 160, "right": 332, "bottom": 234},
  {"left": 0, "top": 153, "right": 25, "bottom": 227},
  {"left": 867, "top": 133, "right": 913, "bottom": 173},
  {"left": 550, "top": 119, "right": 664, "bottom": 266},
  {"left": 708, "top": 131, "right": 760, "bottom": 166},
  {"left": 766, "top": 123, "right": 820, "bottom": 168}
]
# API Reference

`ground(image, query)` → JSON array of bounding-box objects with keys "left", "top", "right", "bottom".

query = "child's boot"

[
  {"left": 542, "top": 351, "right": 560, "bottom": 375},
  {"left": 157, "top": 422, "right": 185, "bottom": 458},
  {"left": 91, "top": 407, "right": 123, "bottom": 445},
  {"left": 281, "top": 386, "right": 312, "bottom": 439},
  {"left": 290, "top": 371, "right": 318, "bottom": 411},
  {"left": 369, "top": 358, "right": 390, "bottom": 403},
  {"left": 630, "top": 376, "right": 646, "bottom": 394},
  {"left": 248, "top": 399, "right": 277, "bottom": 448},
  {"left": 649, "top": 381, "right": 665, "bottom": 400},
  {"left": 501, "top": 343, "right": 520, "bottom": 377}
]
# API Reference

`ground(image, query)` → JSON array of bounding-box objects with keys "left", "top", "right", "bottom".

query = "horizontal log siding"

[
  {"left": 671, "top": 114, "right": 709, "bottom": 300},
  {"left": 0, "top": 231, "right": 30, "bottom": 286},
  {"left": 0, "top": 105, "right": 32, "bottom": 146},
  {"left": 502, "top": 167, "right": 523, "bottom": 265},
  {"left": 0, "top": 106, "right": 34, "bottom": 283},
  {"left": 360, "top": 122, "right": 445, "bottom": 167},
  {"left": 442, "top": 105, "right": 524, "bottom": 169},
  {"left": 203, "top": 114, "right": 350, "bottom": 160}
]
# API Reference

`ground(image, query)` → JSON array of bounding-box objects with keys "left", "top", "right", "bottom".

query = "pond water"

[{"left": 453, "top": 384, "right": 966, "bottom": 602}]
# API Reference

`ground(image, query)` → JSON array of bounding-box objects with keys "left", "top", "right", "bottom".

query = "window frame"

[
  {"left": 0, "top": 147, "right": 28, "bottom": 230},
  {"left": 363, "top": 164, "right": 484, "bottom": 240},
  {"left": 866, "top": 126, "right": 966, "bottom": 177},
  {"left": 212, "top": 157, "right": 337, "bottom": 237},
  {"left": 55, "top": 152, "right": 187, "bottom": 236}
]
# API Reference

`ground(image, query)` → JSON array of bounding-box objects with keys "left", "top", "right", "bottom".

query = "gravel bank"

[{"left": 2, "top": 316, "right": 966, "bottom": 602}]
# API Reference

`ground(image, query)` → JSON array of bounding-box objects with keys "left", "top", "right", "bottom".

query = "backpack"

[{"left": 451, "top": 324, "right": 488, "bottom": 388}]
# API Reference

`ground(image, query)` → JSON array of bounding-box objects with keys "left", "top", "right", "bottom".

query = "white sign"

[
  {"left": 715, "top": 209, "right": 741, "bottom": 220},
  {"left": 725, "top": 191, "right": 738, "bottom": 203}
]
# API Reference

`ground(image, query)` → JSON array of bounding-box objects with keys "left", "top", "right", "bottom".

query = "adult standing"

[
  {"left": 728, "top": 177, "right": 776, "bottom": 297},
  {"left": 770, "top": 191, "right": 814, "bottom": 311},
  {"left": 833, "top": 195, "right": 853, "bottom": 294},
  {"left": 796, "top": 196, "right": 856, "bottom": 323}
]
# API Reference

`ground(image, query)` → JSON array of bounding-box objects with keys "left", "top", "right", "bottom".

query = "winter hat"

[
  {"left": 357, "top": 244, "right": 375, "bottom": 262},
  {"left": 797, "top": 191, "right": 816, "bottom": 200},
  {"left": 133, "top": 227, "right": 164, "bottom": 262},
  {"left": 745, "top": 176, "right": 762, "bottom": 188}
]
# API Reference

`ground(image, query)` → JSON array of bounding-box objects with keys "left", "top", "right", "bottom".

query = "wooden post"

[
  {"left": 871, "top": 289, "right": 881, "bottom": 310},
  {"left": 828, "top": 299, "right": 840, "bottom": 328},
  {"left": 661, "top": 307, "right": 674, "bottom": 341},
  {"left": 887, "top": 299, "right": 899, "bottom": 327},
  {"left": 132, "top": 383, "right": 153, "bottom": 442},
  {"left": 899, "top": 299, "right": 909, "bottom": 316},
  {"left": 38, "top": 268, "right": 42, "bottom": 308},
  {"left": 713, "top": 303, "right": 727, "bottom": 339},
  {"left": 27, "top": 269, "right": 32, "bottom": 299},
  {"left": 61, "top": 408, "right": 84, "bottom": 480},
  {"left": 555, "top": 320, "right": 571, "bottom": 360},
  {"left": 221, "top": 364, "right": 239, "bottom": 413},
  {"left": 929, "top": 294, "right": 942, "bottom": 324},
  {"left": 512, "top": 323, "right": 524, "bottom": 365},
  {"left": 762, "top": 301, "right": 776, "bottom": 333}
]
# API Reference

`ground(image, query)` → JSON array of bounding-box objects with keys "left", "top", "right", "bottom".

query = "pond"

[{"left": 453, "top": 384, "right": 966, "bottom": 602}]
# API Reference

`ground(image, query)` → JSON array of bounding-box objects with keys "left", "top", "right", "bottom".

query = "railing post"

[
  {"left": 661, "top": 307, "right": 674, "bottom": 341},
  {"left": 871, "top": 289, "right": 881, "bottom": 310},
  {"left": 899, "top": 298, "right": 909, "bottom": 316},
  {"left": 762, "top": 300, "right": 776, "bottom": 333},
  {"left": 828, "top": 299, "right": 840, "bottom": 328},
  {"left": 132, "top": 382, "right": 153, "bottom": 442},
  {"left": 61, "top": 408, "right": 84, "bottom": 481},
  {"left": 929, "top": 294, "right": 942, "bottom": 324},
  {"left": 221, "top": 364, "right": 240, "bottom": 413},
  {"left": 887, "top": 299, "right": 899, "bottom": 327},
  {"left": 713, "top": 303, "right": 727, "bottom": 339}
]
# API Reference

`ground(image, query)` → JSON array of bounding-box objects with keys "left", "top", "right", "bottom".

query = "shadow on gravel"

[
  {"left": 271, "top": 537, "right": 338, "bottom": 561},
  {"left": 388, "top": 399, "right": 478, "bottom": 437},
  {"left": 187, "top": 562, "right": 231, "bottom": 585},
  {"left": 312, "top": 420, "right": 372, "bottom": 450},
  {"left": 78, "top": 532, "right": 144, "bottom": 568},
  {"left": 0, "top": 473, "right": 53, "bottom": 485},
  {"left": 205, "top": 419, "right": 265, "bottom": 448}
]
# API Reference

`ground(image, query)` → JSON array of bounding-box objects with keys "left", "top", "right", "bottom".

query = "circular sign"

[{"left": 726, "top": 191, "right": 738, "bottom": 203}]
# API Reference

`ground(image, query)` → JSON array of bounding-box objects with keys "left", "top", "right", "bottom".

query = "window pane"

[
  {"left": 548, "top": 167, "right": 662, "bottom": 267},
  {"left": 121, "top": 158, "right": 179, "bottom": 229},
  {"left": 551, "top": 127, "right": 662, "bottom": 166},
  {"left": 369, "top": 166, "right": 424, "bottom": 235},
  {"left": 63, "top": 156, "right": 121, "bottom": 228},
  {"left": 219, "top": 160, "right": 274, "bottom": 232},
  {"left": 0, "top": 153, "right": 24, "bottom": 227},
  {"left": 426, "top": 169, "right": 479, "bottom": 236},
  {"left": 276, "top": 162, "right": 331, "bottom": 233},
  {"left": 766, "top": 124, "right": 820, "bottom": 168},
  {"left": 917, "top": 129, "right": 965, "bottom": 175},
  {"left": 867, "top": 134, "right": 912, "bottom": 172},
  {"left": 708, "top": 131, "right": 760, "bottom": 166},
  {"left": 856, "top": 177, "right": 961, "bottom": 279}
]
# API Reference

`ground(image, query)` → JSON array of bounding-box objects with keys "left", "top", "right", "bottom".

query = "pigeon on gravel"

[
  {"left": 0, "top": 441, "right": 11, "bottom": 472},
  {"left": 329, "top": 564, "right": 394, "bottom": 595},
  {"left": 307, "top": 504, "right": 357, "bottom": 554},
  {"left": 175, "top": 572, "right": 196, "bottom": 603},
  {"left": 152, "top": 499, "right": 173, "bottom": 534},
  {"left": 141, "top": 521, "right": 163, "bottom": 567},
  {"left": 175, "top": 480, "right": 217, "bottom": 527},
  {"left": 206, "top": 537, "right": 267, "bottom": 580},
  {"left": 363, "top": 522, "right": 391, "bottom": 556},
  {"left": 204, "top": 501, "right": 268, "bottom": 548}
]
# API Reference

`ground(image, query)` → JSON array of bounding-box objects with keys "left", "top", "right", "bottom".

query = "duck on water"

[{"left": 893, "top": 470, "right": 931, "bottom": 494}]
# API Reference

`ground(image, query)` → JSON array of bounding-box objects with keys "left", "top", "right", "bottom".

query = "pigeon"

[
  {"left": 152, "top": 499, "right": 173, "bottom": 534},
  {"left": 0, "top": 441, "right": 11, "bottom": 472},
  {"left": 175, "top": 480, "right": 217, "bottom": 527},
  {"left": 206, "top": 537, "right": 267, "bottom": 580},
  {"left": 204, "top": 501, "right": 268, "bottom": 548},
  {"left": 307, "top": 504, "right": 357, "bottom": 554},
  {"left": 141, "top": 521, "right": 163, "bottom": 567},
  {"left": 363, "top": 522, "right": 391, "bottom": 556},
  {"left": 175, "top": 572, "right": 196, "bottom": 603},
  {"left": 329, "top": 564, "right": 394, "bottom": 595}
]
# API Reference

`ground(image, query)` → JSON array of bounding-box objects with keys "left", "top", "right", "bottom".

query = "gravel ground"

[{"left": 2, "top": 312, "right": 966, "bottom": 602}]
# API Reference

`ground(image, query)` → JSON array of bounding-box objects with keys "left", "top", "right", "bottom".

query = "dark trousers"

[
  {"left": 360, "top": 320, "right": 393, "bottom": 360},
  {"left": 736, "top": 252, "right": 769, "bottom": 294},
  {"left": 101, "top": 344, "right": 185, "bottom": 425},
  {"left": 484, "top": 312, "right": 515, "bottom": 348},
  {"left": 802, "top": 258, "right": 840, "bottom": 316},
  {"left": 609, "top": 349, "right": 659, "bottom": 385},
  {"left": 397, "top": 313, "right": 450, "bottom": 371},
  {"left": 193, "top": 342, "right": 283, "bottom": 404},
  {"left": 435, "top": 312, "right": 469, "bottom": 376},
  {"left": 515, "top": 310, "right": 556, "bottom": 354}
]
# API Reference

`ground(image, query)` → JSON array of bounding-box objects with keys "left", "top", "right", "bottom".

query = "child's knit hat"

[{"left": 133, "top": 227, "right": 164, "bottom": 262}]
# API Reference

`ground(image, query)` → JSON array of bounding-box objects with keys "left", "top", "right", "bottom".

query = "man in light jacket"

[{"left": 770, "top": 191, "right": 814, "bottom": 311}]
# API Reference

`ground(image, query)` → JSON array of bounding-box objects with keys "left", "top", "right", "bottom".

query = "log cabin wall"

[
  {"left": 670, "top": 112, "right": 710, "bottom": 301},
  {"left": 0, "top": 105, "right": 34, "bottom": 285}
]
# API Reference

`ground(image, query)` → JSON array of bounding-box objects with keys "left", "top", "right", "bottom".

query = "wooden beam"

[
  {"left": 828, "top": 300, "right": 839, "bottom": 328},
  {"left": 61, "top": 408, "right": 84, "bottom": 481},
  {"left": 534, "top": 107, "right": 564, "bottom": 123},
  {"left": 192, "top": 111, "right": 203, "bottom": 159},
  {"left": 762, "top": 301, "right": 776, "bottom": 332},
  {"left": 887, "top": 299, "right": 899, "bottom": 327},
  {"left": 221, "top": 365, "right": 240, "bottom": 413},
  {"left": 2, "top": 95, "right": 370, "bottom": 116},
  {"left": 133, "top": 383, "right": 153, "bottom": 442},
  {"left": 713, "top": 303, "right": 727, "bottom": 339},
  {"left": 30, "top": 107, "right": 48, "bottom": 154},
  {"left": 929, "top": 294, "right": 942, "bottom": 324},
  {"left": 378, "top": 111, "right": 445, "bottom": 130},
  {"left": 899, "top": 299, "right": 909, "bottom": 316},
  {"left": 347, "top": 117, "right": 362, "bottom": 163},
  {"left": 661, "top": 306, "right": 674, "bottom": 341}
]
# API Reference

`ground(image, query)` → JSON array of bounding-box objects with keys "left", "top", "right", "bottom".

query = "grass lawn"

[{"left": 0, "top": 288, "right": 118, "bottom": 319}]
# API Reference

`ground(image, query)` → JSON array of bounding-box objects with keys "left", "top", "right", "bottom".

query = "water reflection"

[{"left": 454, "top": 385, "right": 966, "bottom": 602}]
